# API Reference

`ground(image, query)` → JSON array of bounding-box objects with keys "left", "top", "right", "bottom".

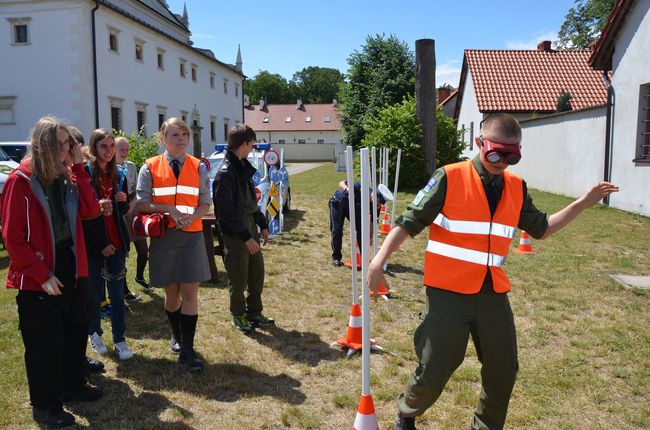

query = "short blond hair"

[
  {"left": 160, "top": 117, "right": 190, "bottom": 137},
  {"left": 480, "top": 113, "right": 522, "bottom": 142}
]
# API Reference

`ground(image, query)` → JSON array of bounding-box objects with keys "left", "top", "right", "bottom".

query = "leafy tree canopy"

[
  {"left": 339, "top": 34, "right": 415, "bottom": 149},
  {"left": 244, "top": 71, "right": 296, "bottom": 104},
  {"left": 556, "top": 0, "right": 616, "bottom": 49},
  {"left": 292, "top": 66, "right": 344, "bottom": 104}
]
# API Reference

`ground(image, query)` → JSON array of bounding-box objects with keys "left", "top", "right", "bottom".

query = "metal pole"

[
  {"left": 345, "top": 146, "right": 358, "bottom": 304},
  {"left": 360, "top": 148, "right": 371, "bottom": 396},
  {"left": 371, "top": 147, "right": 378, "bottom": 258},
  {"left": 384, "top": 147, "right": 390, "bottom": 187},
  {"left": 391, "top": 149, "right": 401, "bottom": 225},
  {"left": 279, "top": 148, "right": 285, "bottom": 232}
]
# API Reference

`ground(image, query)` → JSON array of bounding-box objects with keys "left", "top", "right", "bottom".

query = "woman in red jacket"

[{"left": 0, "top": 117, "right": 102, "bottom": 428}]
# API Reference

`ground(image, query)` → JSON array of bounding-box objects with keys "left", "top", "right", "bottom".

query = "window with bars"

[{"left": 637, "top": 83, "right": 650, "bottom": 163}]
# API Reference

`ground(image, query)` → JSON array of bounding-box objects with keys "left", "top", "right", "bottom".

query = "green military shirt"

[{"left": 396, "top": 156, "right": 549, "bottom": 239}]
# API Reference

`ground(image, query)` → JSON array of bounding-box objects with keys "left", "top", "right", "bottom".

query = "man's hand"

[
  {"left": 244, "top": 238, "right": 260, "bottom": 254},
  {"left": 260, "top": 229, "right": 269, "bottom": 245},
  {"left": 578, "top": 182, "right": 620, "bottom": 209},
  {"left": 41, "top": 275, "right": 64, "bottom": 295},
  {"left": 115, "top": 191, "right": 127, "bottom": 202},
  {"left": 367, "top": 259, "right": 388, "bottom": 302},
  {"left": 101, "top": 244, "right": 116, "bottom": 257}
]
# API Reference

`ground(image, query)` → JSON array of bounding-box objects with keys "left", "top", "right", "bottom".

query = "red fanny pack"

[{"left": 132, "top": 213, "right": 167, "bottom": 238}]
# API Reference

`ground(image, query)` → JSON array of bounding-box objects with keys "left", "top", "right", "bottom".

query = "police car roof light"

[
  {"left": 215, "top": 144, "right": 228, "bottom": 152},
  {"left": 254, "top": 143, "right": 271, "bottom": 151}
]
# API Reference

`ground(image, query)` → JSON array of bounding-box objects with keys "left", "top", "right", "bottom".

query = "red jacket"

[{"left": 0, "top": 160, "right": 100, "bottom": 291}]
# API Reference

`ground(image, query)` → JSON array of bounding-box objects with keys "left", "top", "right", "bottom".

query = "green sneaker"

[
  {"left": 248, "top": 313, "right": 275, "bottom": 327},
  {"left": 232, "top": 314, "right": 253, "bottom": 333}
]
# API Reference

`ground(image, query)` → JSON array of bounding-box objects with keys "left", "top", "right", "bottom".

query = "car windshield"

[
  {"left": 0, "top": 146, "right": 13, "bottom": 162},
  {"left": 208, "top": 151, "right": 265, "bottom": 181}
]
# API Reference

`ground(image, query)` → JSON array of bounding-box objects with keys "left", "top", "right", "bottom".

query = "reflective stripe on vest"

[
  {"left": 146, "top": 155, "right": 203, "bottom": 232},
  {"left": 423, "top": 161, "right": 523, "bottom": 294}
]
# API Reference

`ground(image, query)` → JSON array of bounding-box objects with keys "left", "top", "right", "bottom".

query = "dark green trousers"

[
  {"left": 222, "top": 232, "right": 265, "bottom": 317},
  {"left": 397, "top": 287, "right": 519, "bottom": 430}
]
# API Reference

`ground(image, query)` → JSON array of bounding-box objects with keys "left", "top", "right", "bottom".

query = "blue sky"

[{"left": 167, "top": 0, "right": 575, "bottom": 87}]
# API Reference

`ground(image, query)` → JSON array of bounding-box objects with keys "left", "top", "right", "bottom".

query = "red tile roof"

[
  {"left": 462, "top": 48, "right": 608, "bottom": 113},
  {"left": 590, "top": 0, "right": 637, "bottom": 70},
  {"left": 244, "top": 103, "right": 340, "bottom": 131}
]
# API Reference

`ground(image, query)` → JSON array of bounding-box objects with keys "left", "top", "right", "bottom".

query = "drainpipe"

[
  {"left": 91, "top": 1, "right": 100, "bottom": 128},
  {"left": 241, "top": 76, "right": 246, "bottom": 125},
  {"left": 603, "top": 71, "right": 614, "bottom": 206}
]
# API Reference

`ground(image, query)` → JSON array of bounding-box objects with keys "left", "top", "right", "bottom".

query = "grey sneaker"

[
  {"left": 232, "top": 314, "right": 253, "bottom": 333},
  {"left": 89, "top": 332, "right": 108, "bottom": 355}
]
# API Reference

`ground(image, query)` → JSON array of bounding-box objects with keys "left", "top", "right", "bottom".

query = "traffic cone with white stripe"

[
  {"left": 344, "top": 242, "right": 362, "bottom": 269},
  {"left": 378, "top": 212, "right": 391, "bottom": 235},
  {"left": 379, "top": 204, "right": 387, "bottom": 215},
  {"left": 513, "top": 231, "right": 534, "bottom": 254},
  {"left": 335, "top": 303, "right": 382, "bottom": 357},
  {"left": 353, "top": 394, "right": 379, "bottom": 430}
]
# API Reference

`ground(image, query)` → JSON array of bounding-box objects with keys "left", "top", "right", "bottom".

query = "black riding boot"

[
  {"left": 165, "top": 307, "right": 182, "bottom": 353},
  {"left": 179, "top": 313, "right": 204, "bottom": 373}
]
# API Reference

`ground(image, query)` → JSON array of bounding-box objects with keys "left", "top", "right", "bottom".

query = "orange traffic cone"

[
  {"left": 353, "top": 394, "right": 379, "bottom": 430},
  {"left": 379, "top": 204, "right": 387, "bottom": 215},
  {"left": 336, "top": 303, "right": 378, "bottom": 352},
  {"left": 344, "top": 242, "right": 362, "bottom": 269},
  {"left": 378, "top": 212, "right": 391, "bottom": 235},
  {"left": 369, "top": 281, "right": 391, "bottom": 299},
  {"left": 513, "top": 231, "right": 534, "bottom": 254}
]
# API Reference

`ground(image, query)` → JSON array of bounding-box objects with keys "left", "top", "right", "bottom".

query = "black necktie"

[
  {"left": 487, "top": 180, "right": 498, "bottom": 217},
  {"left": 171, "top": 159, "right": 180, "bottom": 179}
]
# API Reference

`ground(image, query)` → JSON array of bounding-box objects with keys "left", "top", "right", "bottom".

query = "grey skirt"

[{"left": 148, "top": 228, "right": 211, "bottom": 288}]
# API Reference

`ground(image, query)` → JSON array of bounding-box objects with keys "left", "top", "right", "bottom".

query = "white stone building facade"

[{"left": 0, "top": 0, "right": 244, "bottom": 156}]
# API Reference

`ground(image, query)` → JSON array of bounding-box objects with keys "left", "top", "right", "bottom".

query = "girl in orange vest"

[{"left": 136, "top": 118, "right": 211, "bottom": 374}]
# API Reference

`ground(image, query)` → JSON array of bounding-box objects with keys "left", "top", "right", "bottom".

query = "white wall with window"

[{"left": 0, "top": 1, "right": 244, "bottom": 155}]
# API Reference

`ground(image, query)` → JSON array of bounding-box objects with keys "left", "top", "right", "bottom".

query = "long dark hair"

[{"left": 88, "top": 128, "right": 118, "bottom": 189}]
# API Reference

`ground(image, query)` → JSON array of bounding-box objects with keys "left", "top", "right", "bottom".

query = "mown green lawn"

[{"left": 0, "top": 163, "right": 648, "bottom": 429}]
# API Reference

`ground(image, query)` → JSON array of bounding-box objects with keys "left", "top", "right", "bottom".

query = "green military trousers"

[
  {"left": 397, "top": 286, "right": 519, "bottom": 430},
  {"left": 222, "top": 228, "right": 265, "bottom": 318}
]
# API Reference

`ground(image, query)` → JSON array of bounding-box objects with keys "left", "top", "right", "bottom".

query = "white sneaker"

[
  {"left": 114, "top": 341, "right": 133, "bottom": 361},
  {"left": 89, "top": 332, "right": 108, "bottom": 355}
]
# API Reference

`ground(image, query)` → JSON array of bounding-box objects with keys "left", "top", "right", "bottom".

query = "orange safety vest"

[
  {"left": 423, "top": 161, "right": 523, "bottom": 294},
  {"left": 146, "top": 155, "right": 203, "bottom": 232}
]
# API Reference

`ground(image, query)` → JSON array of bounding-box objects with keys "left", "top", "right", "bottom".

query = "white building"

[
  {"left": 0, "top": 0, "right": 244, "bottom": 157},
  {"left": 244, "top": 99, "right": 341, "bottom": 161}
]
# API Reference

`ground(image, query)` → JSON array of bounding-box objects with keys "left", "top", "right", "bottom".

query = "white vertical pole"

[
  {"left": 345, "top": 146, "right": 358, "bottom": 304},
  {"left": 384, "top": 147, "right": 390, "bottom": 187},
  {"left": 371, "top": 147, "right": 378, "bottom": 258},
  {"left": 279, "top": 148, "right": 285, "bottom": 232},
  {"left": 391, "top": 149, "right": 402, "bottom": 225},
  {"left": 360, "top": 148, "right": 371, "bottom": 396},
  {"left": 378, "top": 148, "right": 383, "bottom": 188}
]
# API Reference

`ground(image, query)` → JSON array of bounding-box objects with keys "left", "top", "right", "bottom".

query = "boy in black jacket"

[{"left": 213, "top": 124, "right": 273, "bottom": 334}]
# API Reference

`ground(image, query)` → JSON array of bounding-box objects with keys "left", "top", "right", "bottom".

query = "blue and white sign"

[
  {"left": 252, "top": 170, "right": 262, "bottom": 186},
  {"left": 268, "top": 218, "right": 280, "bottom": 236},
  {"left": 269, "top": 166, "right": 280, "bottom": 183},
  {"left": 279, "top": 167, "right": 289, "bottom": 183}
]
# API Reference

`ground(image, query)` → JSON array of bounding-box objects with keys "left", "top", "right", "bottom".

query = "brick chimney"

[
  {"left": 259, "top": 98, "right": 266, "bottom": 111},
  {"left": 537, "top": 40, "right": 552, "bottom": 52},
  {"left": 437, "top": 87, "right": 452, "bottom": 104},
  {"left": 296, "top": 99, "right": 304, "bottom": 110}
]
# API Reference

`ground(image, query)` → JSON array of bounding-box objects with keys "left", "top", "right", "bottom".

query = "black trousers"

[
  {"left": 16, "top": 246, "right": 94, "bottom": 409},
  {"left": 329, "top": 196, "right": 362, "bottom": 261}
]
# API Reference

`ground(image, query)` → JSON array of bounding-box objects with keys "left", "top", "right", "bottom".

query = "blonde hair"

[
  {"left": 159, "top": 117, "right": 190, "bottom": 140},
  {"left": 88, "top": 128, "right": 118, "bottom": 187},
  {"left": 30, "top": 116, "right": 72, "bottom": 184},
  {"left": 115, "top": 136, "right": 128, "bottom": 148}
]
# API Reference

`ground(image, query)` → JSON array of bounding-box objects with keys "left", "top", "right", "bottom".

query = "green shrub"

[
  {"left": 114, "top": 127, "right": 160, "bottom": 169},
  {"left": 361, "top": 95, "right": 466, "bottom": 189}
]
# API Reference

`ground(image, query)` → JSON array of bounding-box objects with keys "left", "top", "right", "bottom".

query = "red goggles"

[{"left": 477, "top": 137, "right": 521, "bottom": 165}]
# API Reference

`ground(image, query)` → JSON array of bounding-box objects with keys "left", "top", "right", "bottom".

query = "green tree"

[
  {"left": 339, "top": 34, "right": 415, "bottom": 149},
  {"left": 114, "top": 127, "right": 160, "bottom": 169},
  {"left": 556, "top": 0, "right": 616, "bottom": 49},
  {"left": 244, "top": 70, "right": 295, "bottom": 104},
  {"left": 362, "top": 95, "right": 465, "bottom": 189},
  {"left": 291, "top": 66, "right": 344, "bottom": 104},
  {"left": 556, "top": 90, "right": 573, "bottom": 112}
]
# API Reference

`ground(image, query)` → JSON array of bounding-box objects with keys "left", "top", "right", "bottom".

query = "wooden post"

[{"left": 416, "top": 39, "right": 436, "bottom": 175}]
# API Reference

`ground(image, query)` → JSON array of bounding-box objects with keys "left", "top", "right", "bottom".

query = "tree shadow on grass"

[
  {"left": 0, "top": 254, "right": 9, "bottom": 271},
  {"left": 122, "top": 292, "right": 170, "bottom": 342},
  {"left": 249, "top": 325, "right": 340, "bottom": 366},
  {"left": 67, "top": 375, "right": 194, "bottom": 429},
  {"left": 115, "top": 356, "right": 306, "bottom": 405}
]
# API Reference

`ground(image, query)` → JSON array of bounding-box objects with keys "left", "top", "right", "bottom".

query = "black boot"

[
  {"left": 165, "top": 307, "right": 182, "bottom": 353},
  {"left": 179, "top": 313, "right": 204, "bottom": 373}
]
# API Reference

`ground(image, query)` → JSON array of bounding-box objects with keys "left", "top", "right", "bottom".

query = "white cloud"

[
  {"left": 436, "top": 60, "right": 462, "bottom": 88},
  {"left": 506, "top": 31, "right": 558, "bottom": 50}
]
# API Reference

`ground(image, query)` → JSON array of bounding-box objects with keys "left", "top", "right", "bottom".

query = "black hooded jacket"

[{"left": 212, "top": 149, "right": 268, "bottom": 242}]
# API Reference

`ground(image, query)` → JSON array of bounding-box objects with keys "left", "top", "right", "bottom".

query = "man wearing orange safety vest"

[{"left": 368, "top": 113, "right": 619, "bottom": 430}]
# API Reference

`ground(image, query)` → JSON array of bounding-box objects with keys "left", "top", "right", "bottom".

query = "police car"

[
  {"left": 206, "top": 143, "right": 291, "bottom": 217},
  {"left": 0, "top": 146, "right": 19, "bottom": 195}
]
